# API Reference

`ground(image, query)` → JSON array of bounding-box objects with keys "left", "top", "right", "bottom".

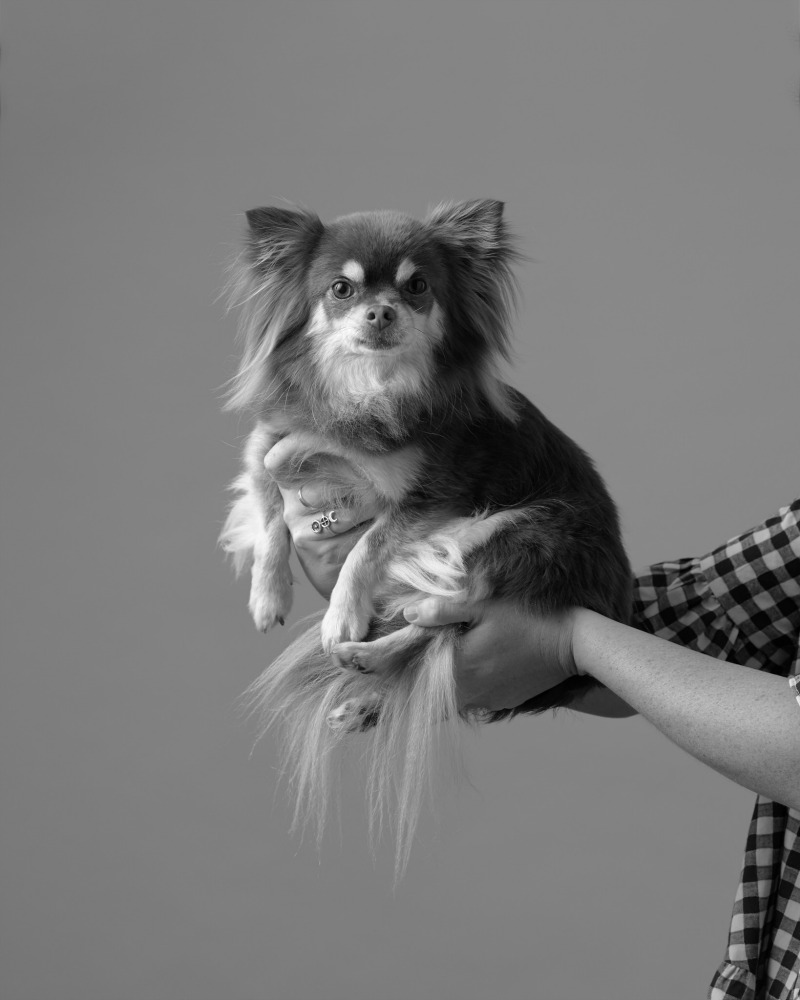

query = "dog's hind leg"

[
  {"left": 331, "top": 622, "right": 431, "bottom": 674},
  {"left": 326, "top": 694, "right": 382, "bottom": 733}
]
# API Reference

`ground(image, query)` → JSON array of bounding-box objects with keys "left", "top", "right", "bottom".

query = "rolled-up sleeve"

[
  {"left": 632, "top": 499, "right": 800, "bottom": 687},
  {"left": 630, "top": 499, "right": 800, "bottom": 1000}
]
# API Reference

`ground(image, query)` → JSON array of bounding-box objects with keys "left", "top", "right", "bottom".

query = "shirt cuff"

[{"left": 790, "top": 674, "right": 800, "bottom": 710}]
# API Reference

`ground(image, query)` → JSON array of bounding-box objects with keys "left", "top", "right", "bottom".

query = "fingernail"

[{"left": 403, "top": 605, "right": 419, "bottom": 622}]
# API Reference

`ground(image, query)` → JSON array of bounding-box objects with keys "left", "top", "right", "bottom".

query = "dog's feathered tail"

[{"left": 242, "top": 519, "right": 484, "bottom": 883}]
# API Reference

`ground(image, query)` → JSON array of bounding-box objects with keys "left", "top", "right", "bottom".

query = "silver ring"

[
  {"left": 310, "top": 510, "right": 340, "bottom": 534},
  {"left": 297, "top": 485, "right": 316, "bottom": 510}
]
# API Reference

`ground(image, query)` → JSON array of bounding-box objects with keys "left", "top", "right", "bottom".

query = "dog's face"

[
  {"left": 305, "top": 213, "right": 448, "bottom": 366},
  {"left": 294, "top": 212, "right": 449, "bottom": 409},
  {"left": 227, "top": 200, "right": 520, "bottom": 427}
]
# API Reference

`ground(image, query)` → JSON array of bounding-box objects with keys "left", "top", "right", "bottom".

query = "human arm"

[
  {"left": 405, "top": 596, "right": 800, "bottom": 810},
  {"left": 571, "top": 608, "right": 800, "bottom": 809},
  {"left": 273, "top": 457, "right": 800, "bottom": 804},
  {"left": 401, "top": 596, "right": 636, "bottom": 718}
]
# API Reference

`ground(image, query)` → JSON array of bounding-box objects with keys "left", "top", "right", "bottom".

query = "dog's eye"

[
  {"left": 406, "top": 277, "right": 428, "bottom": 295},
  {"left": 331, "top": 280, "right": 355, "bottom": 299}
]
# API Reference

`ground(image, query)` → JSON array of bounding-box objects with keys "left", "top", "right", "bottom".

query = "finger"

[
  {"left": 284, "top": 500, "right": 372, "bottom": 543},
  {"left": 274, "top": 480, "right": 379, "bottom": 531},
  {"left": 275, "top": 480, "right": 347, "bottom": 525},
  {"left": 273, "top": 478, "right": 329, "bottom": 514},
  {"left": 265, "top": 451, "right": 367, "bottom": 512},
  {"left": 403, "top": 598, "right": 478, "bottom": 628},
  {"left": 293, "top": 482, "right": 328, "bottom": 513}
]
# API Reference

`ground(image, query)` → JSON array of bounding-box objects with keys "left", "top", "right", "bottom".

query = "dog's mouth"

[{"left": 355, "top": 333, "right": 406, "bottom": 353}]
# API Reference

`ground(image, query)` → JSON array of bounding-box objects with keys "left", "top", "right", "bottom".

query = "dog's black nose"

[{"left": 365, "top": 305, "right": 396, "bottom": 332}]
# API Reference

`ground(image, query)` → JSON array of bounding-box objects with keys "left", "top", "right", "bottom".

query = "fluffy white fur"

[
  {"left": 304, "top": 300, "right": 446, "bottom": 442},
  {"left": 241, "top": 513, "right": 507, "bottom": 882}
]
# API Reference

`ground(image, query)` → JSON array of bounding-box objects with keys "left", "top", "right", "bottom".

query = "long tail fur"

[{"left": 242, "top": 519, "right": 484, "bottom": 883}]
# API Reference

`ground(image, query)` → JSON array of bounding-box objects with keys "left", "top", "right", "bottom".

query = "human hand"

[
  {"left": 266, "top": 455, "right": 379, "bottom": 600},
  {"left": 402, "top": 597, "right": 580, "bottom": 712}
]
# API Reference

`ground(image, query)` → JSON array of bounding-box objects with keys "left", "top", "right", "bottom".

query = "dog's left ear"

[
  {"left": 425, "top": 200, "right": 520, "bottom": 365},
  {"left": 424, "top": 199, "right": 509, "bottom": 260}
]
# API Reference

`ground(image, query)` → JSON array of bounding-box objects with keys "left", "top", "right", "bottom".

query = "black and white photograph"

[{"left": 2, "top": 3, "right": 800, "bottom": 998}]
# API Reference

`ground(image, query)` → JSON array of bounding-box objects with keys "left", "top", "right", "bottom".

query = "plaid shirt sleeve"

[{"left": 630, "top": 499, "right": 800, "bottom": 1000}]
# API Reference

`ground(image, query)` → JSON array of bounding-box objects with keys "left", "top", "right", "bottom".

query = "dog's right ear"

[
  {"left": 244, "top": 207, "right": 324, "bottom": 273},
  {"left": 224, "top": 207, "right": 324, "bottom": 411}
]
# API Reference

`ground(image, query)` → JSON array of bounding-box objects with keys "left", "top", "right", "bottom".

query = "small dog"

[{"left": 220, "top": 200, "right": 632, "bottom": 878}]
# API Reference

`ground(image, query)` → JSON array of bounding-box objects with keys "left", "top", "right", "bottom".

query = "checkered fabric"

[{"left": 631, "top": 499, "right": 800, "bottom": 1000}]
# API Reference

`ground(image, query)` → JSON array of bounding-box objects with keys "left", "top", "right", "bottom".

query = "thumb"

[{"left": 403, "top": 597, "right": 477, "bottom": 628}]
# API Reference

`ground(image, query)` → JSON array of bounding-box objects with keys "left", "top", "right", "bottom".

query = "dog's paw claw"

[
  {"left": 332, "top": 642, "right": 371, "bottom": 673},
  {"left": 326, "top": 700, "right": 357, "bottom": 732},
  {"left": 249, "top": 571, "right": 293, "bottom": 632}
]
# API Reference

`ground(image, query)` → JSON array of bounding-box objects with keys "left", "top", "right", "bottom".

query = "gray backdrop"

[{"left": 2, "top": 3, "right": 799, "bottom": 998}]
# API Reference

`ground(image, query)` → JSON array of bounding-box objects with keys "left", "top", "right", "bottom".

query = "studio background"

[{"left": 2, "top": 3, "right": 799, "bottom": 999}]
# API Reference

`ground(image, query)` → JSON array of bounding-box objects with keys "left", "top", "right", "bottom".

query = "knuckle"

[{"left": 424, "top": 599, "right": 445, "bottom": 619}]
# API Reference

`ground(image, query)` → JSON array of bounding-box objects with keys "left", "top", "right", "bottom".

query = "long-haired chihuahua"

[{"left": 220, "top": 200, "right": 632, "bottom": 879}]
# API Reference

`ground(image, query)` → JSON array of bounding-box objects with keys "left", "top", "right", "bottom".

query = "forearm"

[{"left": 572, "top": 609, "right": 800, "bottom": 809}]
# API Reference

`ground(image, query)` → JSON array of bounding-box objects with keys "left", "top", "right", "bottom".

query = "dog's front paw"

[
  {"left": 319, "top": 603, "right": 371, "bottom": 653},
  {"left": 249, "top": 559, "right": 293, "bottom": 632}
]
